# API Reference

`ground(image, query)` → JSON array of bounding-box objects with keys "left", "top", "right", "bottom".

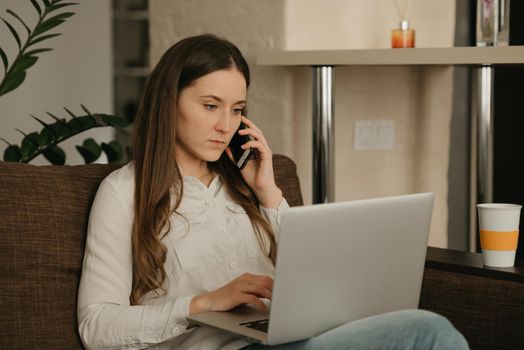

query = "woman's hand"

[
  {"left": 225, "top": 115, "right": 283, "bottom": 208},
  {"left": 190, "top": 273, "right": 273, "bottom": 314}
]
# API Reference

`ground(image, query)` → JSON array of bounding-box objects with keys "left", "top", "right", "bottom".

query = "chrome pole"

[
  {"left": 471, "top": 65, "right": 495, "bottom": 251},
  {"left": 312, "top": 66, "right": 335, "bottom": 204},
  {"left": 477, "top": 65, "right": 494, "bottom": 205}
]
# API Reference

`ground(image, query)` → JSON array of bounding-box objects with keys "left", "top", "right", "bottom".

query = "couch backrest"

[{"left": 0, "top": 155, "right": 302, "bottom": 349}]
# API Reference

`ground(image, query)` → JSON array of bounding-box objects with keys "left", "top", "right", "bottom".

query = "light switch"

[
  {"left": 375, "top": 120, "right": 395, "bottom": 150},
  {"left": 354, "top": 121, "right": 375, "bottom": 150},
  {"left": 353, "top": 120, "right": 395, "bottom": 150}
]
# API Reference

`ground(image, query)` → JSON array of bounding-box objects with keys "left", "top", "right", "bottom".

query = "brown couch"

[{"left": 0, "top": 156, "right": 522, "bottom": 349}]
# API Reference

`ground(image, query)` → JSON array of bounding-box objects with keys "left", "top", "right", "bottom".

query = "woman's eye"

[
  {"left": 204, "top": 104, "right": 217, "bottom": 110},
  {"left": 233, "top": 108, "right": 243, "bottom": 115}
]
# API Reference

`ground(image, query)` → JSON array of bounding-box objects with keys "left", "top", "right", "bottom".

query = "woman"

[{"left": 77, "top": 34, "right": 468, "bottom": 349}]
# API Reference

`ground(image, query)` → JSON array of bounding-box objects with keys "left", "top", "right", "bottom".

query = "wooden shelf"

[{"left": 257, "top": 46, "right": 524, "bottom": 66}]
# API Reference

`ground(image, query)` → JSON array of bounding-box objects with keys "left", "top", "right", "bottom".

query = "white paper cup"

[{"left": 477, "top": 203, "right": 522, "bottom": 267}]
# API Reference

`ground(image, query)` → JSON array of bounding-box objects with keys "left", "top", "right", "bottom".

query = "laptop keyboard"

[{"left": 239, "top": 319, "right": 269, "bottom": 332}]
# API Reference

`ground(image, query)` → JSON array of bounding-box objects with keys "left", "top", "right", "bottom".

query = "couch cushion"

[
  {"left": 0, "top": 161, "right": 122, "bottom": 349},
  {"left": 0, "top": 155, "right": 302, "bottom": 349},
  {"left": 273, "top": 154, "right": 303, "bottom": 207}
]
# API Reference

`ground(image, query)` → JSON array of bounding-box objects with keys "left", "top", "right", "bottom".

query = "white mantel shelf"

[{"left": 257, "top": 46, "right": 524, "bottom": 66}]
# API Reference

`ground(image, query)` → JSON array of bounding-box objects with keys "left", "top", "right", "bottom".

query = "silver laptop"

[{"left": 187, "top": 193, "right": 434, "bottom": 345}]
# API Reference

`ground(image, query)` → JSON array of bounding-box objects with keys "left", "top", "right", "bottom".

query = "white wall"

[
  {"left": 150, "top": 0, "right": 457, "bottom": 248},
  {"left": 149, "top": 0, "right": 293, "bottom": 156},
  {"left": 284, "top": 0, "right": 455, "bottom": 50},
  {"left": 0, "top": 0, "right": 113, "bottom": 165},
  {"left": 284, "top": 0, "right": 456, "bottom": 247}
]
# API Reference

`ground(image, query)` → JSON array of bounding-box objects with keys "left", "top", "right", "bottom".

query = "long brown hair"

[{"left": 129, "top": 34, "right": 276, "bottom": 305}]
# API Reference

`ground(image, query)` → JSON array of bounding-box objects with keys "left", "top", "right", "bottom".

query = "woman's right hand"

[{"left": 190, "top": 273, "right": 273, "bottom": 314}]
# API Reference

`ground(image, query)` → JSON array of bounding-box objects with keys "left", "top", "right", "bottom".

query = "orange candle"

[{"left": 392, "top": 20, "right": 415, "bottom": 48}]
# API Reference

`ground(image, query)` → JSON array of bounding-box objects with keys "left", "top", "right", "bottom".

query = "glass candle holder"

[
  {"left": 391, "top": 20, "right": 415, "bottom": 48},
  {"left": 477, "top": 0, "right": 510, "bottom": 46}
]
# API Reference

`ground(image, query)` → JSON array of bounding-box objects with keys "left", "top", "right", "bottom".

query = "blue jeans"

[{"left": 244, "top": 310, "right": 469, "bottom": 350}]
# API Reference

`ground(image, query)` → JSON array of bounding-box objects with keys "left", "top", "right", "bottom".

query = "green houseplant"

[{"left": 0, "top": 0, "right": 130, "bottom": 165}]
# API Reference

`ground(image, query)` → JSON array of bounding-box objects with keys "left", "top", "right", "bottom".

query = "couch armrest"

[{"left": 420, "top": 247, "right": 524, "bottom": 349}]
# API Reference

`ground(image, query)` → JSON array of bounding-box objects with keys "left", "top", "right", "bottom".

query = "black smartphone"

[{"left": 229, "top": 122, "right": 254, "bottom": 169}]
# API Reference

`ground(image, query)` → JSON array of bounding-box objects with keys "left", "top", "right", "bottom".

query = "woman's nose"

[{"left": 215, "top": 112, "right": 234, "bottom": 133}]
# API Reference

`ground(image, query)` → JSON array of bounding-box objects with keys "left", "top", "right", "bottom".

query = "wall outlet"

[
  {"left": 353, "top": 121, "right": 375, "bottom": 150},
  {"left": 354, "top": 120, "right": 395, "bottom": 150},
  {"left": 375, "top": 120, "right": 395, "bottom": 149}
]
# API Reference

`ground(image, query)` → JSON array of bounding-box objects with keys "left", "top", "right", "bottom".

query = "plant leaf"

[
  {"left": 31, "top": 114, "right": 58, "bottom": 139},
  {"left": 102, "top": 141, "right": 123, "bottom": 163},
  {"left": 29, "top": 0, "right": 42, "bottom": 16},
  {"left": 42, "top": 0, "right": 51, "bottom": 6},
  {"left": 0, "top": 71, "right": 26, "bottom": 97},
  {"left": 11, "top": 54, "right": 38, "bottom": 74},
  {"left": 10, "top": 54, "right": 38, "bottom": 76},
  {"left": 48, "top": 120, "right": 70, "bottom": 139},
  {"left": 20, "top": 132, "right": 39, "bottom": 157},
  {"left": 63, "top": 106, "right": 76, "bottom": 117},
  {"left": 75, "top": 145, "right": 95, "bottom": 164},
  {"left": 63, "top": 106, "right": 80, "bottom": 121},
  {"left": 0, "top": 137, "right": 11, "bottom": 146},
  {"left": 1, "top": 17, "right": 21, "bottom": 49},
  {"left": 80, "top": 104, "right": 92, "bottom": 116},
  {"left": 15, "top": 129, "right": 39, "bottom": 147},
  {"left": 24, "top": 48, "right": 53, "bottom": 56},
  {"left": 63, "top": 107, "right": 84, "bottom": 132},
  {"left": 82, "top": 138, "right": 101, "bottom": 157},
  {"left": 6, "top": 9, "right": 31, "bottom": 35},
  {"left": 44, "top": 12, "right": 75, "bottom": 22},
  {"left": 43, "top": 145, "right": 65, "bottom": 165},
  {"left": 92, "top": 114, "right": 107, "bottom": 126},
  {"left": 48, "top": 3, "right": 78, "bottom": 12},
  {"left": 28, "top": 33, "right": 61, "bottom": 47},
  {"left": 46, "top": 112, "right": 69, "bottom": 127},
  {"left": 101, "top": 115, "right": 130, "bottom": 128},
  {"left": 76, "top": 115, "right": 96, "bottom": 128},
  {"left": 0, "top": 47, "right": 8, "bottom": 73},
  {"left": 37, "top": 128, "right": 53, "bottom": 146},
  {"left": 46, "top": 113, "right": 71, "bottom": 139},
  {"left": 45, "top": 12, "right": 75, "bottom": 22},
  {"left": 4, "top": 145, "right": 22, "bottom": 162},
  {"left": 67, "top": 118, "right": 82, "bottom": 134},
  {"left": 76, "top": 138, "right": 101, "bottom": 164},
  {"left": 32, "top": 18, "right": 65, "bottom": 37}
]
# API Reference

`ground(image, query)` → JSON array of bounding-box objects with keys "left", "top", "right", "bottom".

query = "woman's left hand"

[{"left": 225, "top": 115, "right": 282, "bottom": 208}]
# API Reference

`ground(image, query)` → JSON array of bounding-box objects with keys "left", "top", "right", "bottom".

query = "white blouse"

[{"left": 77, "top": 162, "right": 288, "bottom": 349}]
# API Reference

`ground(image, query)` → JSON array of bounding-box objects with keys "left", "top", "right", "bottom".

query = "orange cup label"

[{"left": 480, "top": 230, "right": 519, "bottom": 251}]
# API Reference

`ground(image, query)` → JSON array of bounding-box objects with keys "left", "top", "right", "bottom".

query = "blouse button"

[
  {"left": 172, "top": 326, "right": 181, "bottom": 334},
  {"left": 205, "top": 199, "right": 212, "bottom": 206},
  {"left": 229, "top": 261, "right": 238, "bottom": 269}
]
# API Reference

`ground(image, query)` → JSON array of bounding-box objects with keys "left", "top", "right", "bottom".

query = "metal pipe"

[
  {"left": 477, "top": 65, "right": 494, "bottom": 205},
  {"left": 312, "top": 66, "right": 335, "bottom": 204},
  {"left": 471, "top": 65, "right": 495, "bottom": 252}
]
